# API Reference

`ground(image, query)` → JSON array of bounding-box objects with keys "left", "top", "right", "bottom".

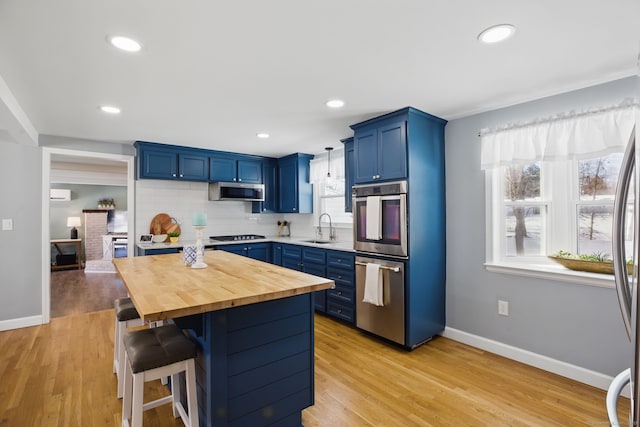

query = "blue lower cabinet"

[
  {"left": 271, "top": 245, "right": 356, "bottom": 320},
  {"left": 302, "top": 247, "right": 326, "bottom": 313},
  {"left": 136, "top": 247, "right": 179, "bottom": 256},
  {"left": 174, "top": 293, "right": 315, "bottom": 426},
  {"left": 217, "top": 243, "right": 270, "bottom": 263}
]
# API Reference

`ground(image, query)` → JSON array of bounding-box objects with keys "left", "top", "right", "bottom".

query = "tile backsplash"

[{"left": 135, "top": 180, "right": 352, "bottom": 242}]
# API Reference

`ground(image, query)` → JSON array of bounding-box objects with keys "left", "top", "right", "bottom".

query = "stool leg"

[
  {"left": 117, "top": 321, "right": 127, "bottom": 398},
  {"left": 131, "top": 372, "right": 145, "bottom": 427},
  {"left": 121, "top": 353, "right": 133, "bottom": 427},
  {"left": 170, "top": 373, "right": 181, "bottom": 418},
  {"left": 113, "top": 316, "right": 119, "bottom": 374},
  {"left": 185, "top": 359, "right": 199, "bottom": 427}
]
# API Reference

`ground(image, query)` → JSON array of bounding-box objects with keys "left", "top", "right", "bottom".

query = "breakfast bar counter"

[{"left": 113, "top": 251, "right": 334, "bottom": 427}]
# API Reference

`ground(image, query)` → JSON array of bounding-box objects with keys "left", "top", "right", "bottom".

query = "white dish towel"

[
  {"left": 363, "top": 263, "right": 384, "bottom": 306},
  {"left": 365, "top": 196, "right": 382, "bottom": 240}
]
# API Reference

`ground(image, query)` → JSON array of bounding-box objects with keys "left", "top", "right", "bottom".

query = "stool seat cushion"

[
  {"left": 114, "top": 298, "right": 140, "bottom": 322},
  {"left": 124, "top": 324, "right": 197, "bottom": 374}
]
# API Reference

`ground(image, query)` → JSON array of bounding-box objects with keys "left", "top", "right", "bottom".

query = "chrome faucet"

[{"left": 317, "top": 213, "right": 336, "bottom": 241}]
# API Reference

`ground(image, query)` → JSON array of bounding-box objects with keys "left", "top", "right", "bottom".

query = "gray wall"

[
  {"left": 445, "top": 76, "right": 638, "bottom": 376},
  {"left": 0, "top": 142, "right": 42, "bottom": 321}
]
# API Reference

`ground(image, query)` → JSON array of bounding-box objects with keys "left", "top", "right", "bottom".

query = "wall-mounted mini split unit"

[{"left": 50, "top": 188, "right": 71, "bottom": 201}]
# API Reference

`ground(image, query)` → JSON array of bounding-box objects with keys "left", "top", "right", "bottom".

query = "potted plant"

[
  {"left": 168, "top": 231, "right": 180, "bottom": 243},
  {"left": 548, "top": 250, "right": 632, "bottom": 275}
]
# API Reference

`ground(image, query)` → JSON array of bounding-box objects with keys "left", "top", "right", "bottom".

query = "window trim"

[{"left": 485, "top": 156, "right": 623, "bottom": 288}]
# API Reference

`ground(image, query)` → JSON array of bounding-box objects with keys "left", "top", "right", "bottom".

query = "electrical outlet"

[
  {"left": 498, "top": 300, "right": 509, "bottom": 316},
  {"left": 2, "top": 219, "right": 13, "bottom": 231}
]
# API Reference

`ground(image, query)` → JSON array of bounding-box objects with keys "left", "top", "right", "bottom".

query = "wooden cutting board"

[{"left": 149, "top": 213, "right": 181, "bottom": 239}]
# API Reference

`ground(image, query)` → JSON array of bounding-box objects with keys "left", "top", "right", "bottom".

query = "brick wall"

[{"left": 83, "top": 210, "right": 108, "bottom": 260}]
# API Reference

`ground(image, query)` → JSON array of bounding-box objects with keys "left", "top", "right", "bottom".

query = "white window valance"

[
  {"left": 310, "top": 148, "right": 345, "bottom": 183},
  {"left": 480, "top": 100, "right": 637, "bottom": 170}
]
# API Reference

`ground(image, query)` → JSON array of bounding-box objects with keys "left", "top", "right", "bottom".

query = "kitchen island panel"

[{"left": 175, "top": 293, "right": 314, "bottom": 427}]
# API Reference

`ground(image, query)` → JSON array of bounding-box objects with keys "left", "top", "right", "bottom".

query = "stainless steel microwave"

[{"left": 208, "top": 182, "right": 265, "bottom": 201}]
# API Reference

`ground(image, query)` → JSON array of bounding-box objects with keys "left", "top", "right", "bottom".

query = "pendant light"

[{"left": 325, "top": 147, "right": 333, "bottom": 178}]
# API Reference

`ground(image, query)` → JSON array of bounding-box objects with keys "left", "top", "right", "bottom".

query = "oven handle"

[{"left": 355, "top": 261, "right": 400, "bottom": 272}]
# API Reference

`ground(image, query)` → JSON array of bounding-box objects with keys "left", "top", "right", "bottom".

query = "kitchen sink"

[{"left": 301, "top": 239, "right": 334, "bottom": 245}]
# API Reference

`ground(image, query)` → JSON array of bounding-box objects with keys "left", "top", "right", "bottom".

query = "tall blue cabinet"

[{"left": 350, "top": 107, "right": 447, "bottom": 348}]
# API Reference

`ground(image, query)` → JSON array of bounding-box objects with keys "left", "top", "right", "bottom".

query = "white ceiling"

[{"left": 0, "top": 0, "right": 638, "bottom": 158}]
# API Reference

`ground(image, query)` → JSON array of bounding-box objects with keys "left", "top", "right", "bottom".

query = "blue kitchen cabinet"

[
  {"left": 252, "top": 158, "right": 278, "bottom": 213},
  {"left": 351, "top": 116, "right": 407, "bottom": 184},
  {"left": 301, "top": 247, "right": 327, "bottom": 313},
  {"left": 210, "top": 154, "right": 262, "bottom": 184},
  {"left": 281, "top": 244, "right": 302, "bottom": 271},
  {"left": 278, "top": 153, "right": 313, "bottom": 214},
  {"left": 217, "top": 243, "right": 270, "bottom": 262},
  {"left": 271, "top": 242, "right": 283, "bottom": 266},
  {"left": 341, "top": 137, "right": 354, "bottom": 213},
  {"left": 325, "top": 251, "right": 355, "bottom": 324},
  {"left": 136, "top": 141, "right": 209, "bottom": 181},
  {"left": 136, "top": 246, "right": 180, "bottom": 256},
  {"left": 351, "top": 106, "right": 448, "bottom": 347}
]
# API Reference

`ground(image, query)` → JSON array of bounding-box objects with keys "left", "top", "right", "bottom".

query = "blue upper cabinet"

[
  {"left": 252, "top": 158, "right": 278, "bottom": 213},
  {"left": 136, "top": 141, "right": 209, "bottom": 181},
  {"left": 210, "top": 154, "right": 262, "bottom": 183},
  {"left": 352, "top": 118, "right": 407, "bottom": 184},
  {"left": 278, "top": 153, "right": 313, "bottom": 213},
  {"left": 341, "top": 137, "right": 354, "bottom": 213}
]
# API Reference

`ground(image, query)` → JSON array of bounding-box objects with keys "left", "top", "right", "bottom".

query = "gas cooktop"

[{"left": 210, "top": 234, "right": 266, "bottom": 242}]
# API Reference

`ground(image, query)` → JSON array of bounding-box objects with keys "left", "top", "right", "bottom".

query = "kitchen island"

[{"left": 113, "top": 250, "right": 334, "bottom": 427}]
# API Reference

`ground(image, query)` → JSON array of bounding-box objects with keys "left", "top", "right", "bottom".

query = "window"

[
  {"left": 310, "top": 148, "right": 352, "bottom": 228},
  {"left": 481, "top": 102, "right": 636, "bottom": 278},
  {"left": 490, "top": 154, "right": 629, "bottom": 265}
]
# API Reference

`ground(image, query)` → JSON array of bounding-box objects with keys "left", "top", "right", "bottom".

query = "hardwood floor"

[
  {"left": 0, "top": 304, "right": 629, "bottom": 426},
  {"left": 50, "top": 269, "right": 128, "bottom": 318}
]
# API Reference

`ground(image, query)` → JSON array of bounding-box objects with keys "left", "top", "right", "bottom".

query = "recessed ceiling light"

[
  {"left": 107, "top": 35, "right": 142, "bottom": 52},
  {"left": 477, "top": 24, "right": 516, "bottom": 44},
  {"left": 326, "top": 99, "right": 345, "bottom": 108},
  {"left": 256, "top": 133, "right": 270, "bottom": 139},
  {"left": 100, "top": 105, "right": 121, "bottom": 114}
]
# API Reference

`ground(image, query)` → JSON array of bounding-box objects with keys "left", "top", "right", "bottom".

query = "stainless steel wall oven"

[{"left": 352, "top": 180, "right": 408, "bottom": 258}]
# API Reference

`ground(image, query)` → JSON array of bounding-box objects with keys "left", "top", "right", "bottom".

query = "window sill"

[{"left": 484, "top": 261, "right": 617, "bottom": 289}]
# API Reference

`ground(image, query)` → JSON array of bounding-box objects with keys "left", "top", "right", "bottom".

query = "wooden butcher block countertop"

[{"left": 113, "top": 250, "right": 335, "bottom": 322}]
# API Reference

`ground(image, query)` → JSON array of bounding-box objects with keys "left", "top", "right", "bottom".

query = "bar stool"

[
  {"left": 114, "top": 297, "right": 145, "bottom": 398},
  {"left": 121, "top": 324, "right": 199, "bottom": 427}
]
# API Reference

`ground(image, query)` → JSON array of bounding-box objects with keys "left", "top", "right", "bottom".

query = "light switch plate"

[{"left": 2, "top": 219, "right": 13, "bottom": 231}]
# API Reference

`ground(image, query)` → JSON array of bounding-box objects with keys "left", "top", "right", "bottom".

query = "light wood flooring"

[{"left": 0, "top": 302, "right": 629, "bottom": 426}]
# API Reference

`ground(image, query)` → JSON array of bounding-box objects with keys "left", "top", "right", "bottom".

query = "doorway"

[{"left": 42, "top": 147, "right": 135, "bottom": 323}]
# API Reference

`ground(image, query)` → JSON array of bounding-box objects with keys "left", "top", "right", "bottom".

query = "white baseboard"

[
  {"left": 0, "top": 315, "right": 43, "bottom": 331},
  {"left": 442, "top": 327, "right": 618, "bottom": 393}
]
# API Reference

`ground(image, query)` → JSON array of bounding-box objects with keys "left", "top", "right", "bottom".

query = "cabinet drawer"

[
  {"left": 326, "top": 268, "right": 354, "bottom": 288},
  {"left": 327, "top": 251, "right": 354, "bottom": 269},
  {"left": 282, "top": 244, "right": 301, "bottom": 259},
  {"left": 327, "top": 283, "right": 354, "bottom": 304},
  {"left": 326, "top": 300, "right": 354, "bottom": 323},
  {"left": 302, "top": 247, "right": 325, "bottom": 264}
]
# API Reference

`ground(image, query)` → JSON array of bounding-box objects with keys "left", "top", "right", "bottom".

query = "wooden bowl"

[{"left": 548, "top": 256, "right": 632, "bottom": 275}]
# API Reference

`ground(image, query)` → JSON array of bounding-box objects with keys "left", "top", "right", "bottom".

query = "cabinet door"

[
  {"left": 217, "top": 244, "right": 245, "bottom": 256},
  {"left": 354, "top": 129, "right": 378, "bottom": 184},
  {"left": 141, "top": 149, "right": 178, "bottom": 179},
  {"left": 272, "top": 243, "right": 283, "bottom": 266},
  {"left": 237, "top": 160, "right": 262, "bottom": 183},
  {"left": 246, "top": 243, "right": 270, "bottom": 262},
  {"left": 303, "top": 263, "right": 327, "bottom": 312},
  {"left": 344, "top": 139, "right": 354, "bottom": 213},
  {"left": 378, "top": 121, "right": 407, "bottom": 181},
  {"left": 210, "top": 156, "right": 237, "bottom": 182},
  {"left": 278, "top": 157, "right": 298, "bottom": 213},
  {"left": 179, "top": 152, "right": 209, "bottom": 181}
]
